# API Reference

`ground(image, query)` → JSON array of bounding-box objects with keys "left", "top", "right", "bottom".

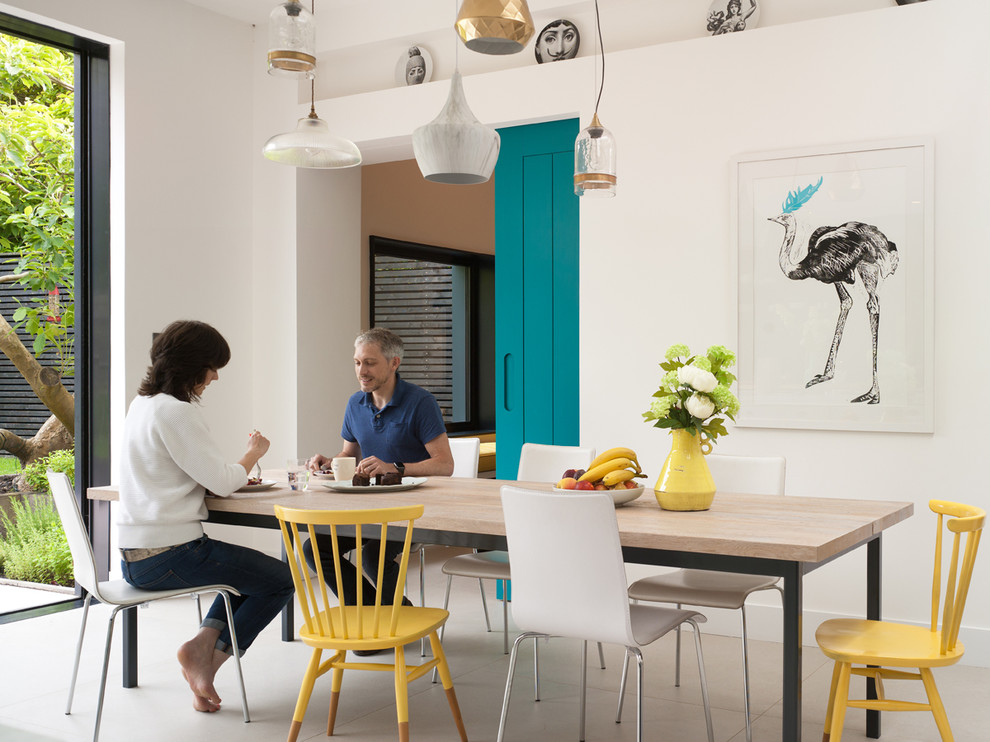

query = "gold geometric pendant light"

[
  {"left": 268, "top": 0, "right": 316, "bottom": 78},
  {"left": 455, "top": 0, "right": 535, "bottom": 55}
]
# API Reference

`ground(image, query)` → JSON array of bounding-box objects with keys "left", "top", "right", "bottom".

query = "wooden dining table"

[{"left": 87, "top": 474, "right": 912, "bottom": 742}]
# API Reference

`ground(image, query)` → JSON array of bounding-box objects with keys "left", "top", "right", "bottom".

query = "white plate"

[
  {"left": 323, "top": 476, "right": 427, "bottom": 493},
  {"left": 237, "top": 479, "right": 277, "bottom": 492},
  {"left": 554, "top": 485, "right": 645, "bottom": 507}
]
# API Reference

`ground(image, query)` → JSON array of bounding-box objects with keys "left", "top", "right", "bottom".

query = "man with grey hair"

[{"left": 306, "top": 328, "right": 453, "bottom": 647}]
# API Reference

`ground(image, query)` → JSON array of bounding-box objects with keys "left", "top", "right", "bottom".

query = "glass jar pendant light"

[
  {"left": 268, "top": 0, "right": 316, "bottom": 78},
  {"left": 455, "top": 0, "right": 535, "bottom": 55},
  {"left": 574, "top": 0, "right": 616, "bottom": 197}
]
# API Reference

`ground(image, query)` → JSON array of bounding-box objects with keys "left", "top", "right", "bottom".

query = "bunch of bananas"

[{"left": 577, "top": 447, "right": 645, "bottom": 489}]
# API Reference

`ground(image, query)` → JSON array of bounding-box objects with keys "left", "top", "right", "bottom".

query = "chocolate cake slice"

[
  {"left": 351, "top": 473, "right": 371, "bottom": 487},
  {"left": 378, "top": 471, "right": 402, "bottom": 486}
]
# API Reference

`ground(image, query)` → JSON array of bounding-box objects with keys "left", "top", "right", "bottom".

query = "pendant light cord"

[
  {"left": 308, "top": 0, "right": 317, "bottom": 118},
  {"left": 593, "top": 0, "right": 605, "bottom": 116}
]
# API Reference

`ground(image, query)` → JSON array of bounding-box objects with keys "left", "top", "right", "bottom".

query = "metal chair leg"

[
  {"left": 218, "top": 589, "right": 250, "bottom": 723},
  {"left": 674, "top": 602, "right": 682, "bottom": 687},
  {"left": 193, "top": 593, "right": 202, "bottom": 624},
  {"left": 579, "top": 640, "right": 588, "bottom": 742},
  {"left": 597, "top": 641, "right": 606, "bottom": 670},
  {"left": 533, "top": 636, "right": 540, "bottom": 702},
  {"left": 502, "top": 581, "right": 509, "bottom": 654},
  {"left": 66, "top": 593, "right": 92, "bottom": 715},
  {"left": 93, "top": 606, "right": 123, "bottom": 742},
  {"left": 497, "top": 632, "right": 539, "bottom": 742},
  {"left": 478, "top": 578, "right": 492, "bottom": 632},
  {"left": 688, "top": 618, "right": 715, "bottom": 742},
  {"left": 616, "top": 648, "right": 630, "bottom": 723},
  {"left": 740, "top": 606, "right": 753, "bottom": 742}
]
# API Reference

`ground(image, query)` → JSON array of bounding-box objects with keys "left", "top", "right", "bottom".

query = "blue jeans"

[
  {"left": 121, "top": 536, "right": 294, "bottom": 656},
  {"left": 303, "top": 534, "right": 406, "bottom": 606}
]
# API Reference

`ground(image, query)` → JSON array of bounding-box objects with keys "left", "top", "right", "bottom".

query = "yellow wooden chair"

[
  {"left": 815, "top": 499, "right": 985, "bottom": 742},
  {"left": 275, "top": 503, "right": 469, "bottom": 742}
]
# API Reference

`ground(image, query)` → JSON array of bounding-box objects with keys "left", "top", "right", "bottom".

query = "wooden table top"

[{"left": 88, "top": 473, "right": 912, "bottom": 565}]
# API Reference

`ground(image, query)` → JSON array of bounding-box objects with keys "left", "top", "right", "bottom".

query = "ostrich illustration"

[{"left": 768, "top": 177, "right": 899, "bottom": 404}]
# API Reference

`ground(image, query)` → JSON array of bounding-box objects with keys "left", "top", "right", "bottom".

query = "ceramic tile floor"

[{"left": 1, "top": 551, "right": 988, "bottom": 742}]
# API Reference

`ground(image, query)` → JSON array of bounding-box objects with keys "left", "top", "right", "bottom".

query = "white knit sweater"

[{"left": 118, "top": 394, "right": 248, "bottom": 549}]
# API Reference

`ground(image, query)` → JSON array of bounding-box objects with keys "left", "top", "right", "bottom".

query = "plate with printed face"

[
  {"left": 237, "top": 479, "right": 277, "bottom": 492},
  {"left": 323, "top": 476, "right": 427, "bottom": 493}
]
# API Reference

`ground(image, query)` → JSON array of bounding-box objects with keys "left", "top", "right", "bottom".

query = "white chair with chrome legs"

[
  {"left": 47, "top": 471, "right": 249, "bottom": 742},
  {"left": 438, "top": 444, "right": 597, "bottom": 640},
  {"left": 626, "top": 454, "right": 786, "bottom": 742},
  {"left": 498, "top": 486, "right": 714, "bottom": 742},
  {"left": 435, "top": 443, "right": 603, "bottom": 687}
]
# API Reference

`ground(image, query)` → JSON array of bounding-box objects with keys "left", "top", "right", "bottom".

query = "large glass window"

[
  {"left": 370, "top": 236, "right": 494, "bottom": 433},
  {"left": 0, "top": 11, "right": 109, "bottom": 622}
]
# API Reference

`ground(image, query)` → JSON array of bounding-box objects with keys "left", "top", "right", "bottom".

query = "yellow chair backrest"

[
  {"left": 929, "top": 499, "right": 985, "bottom": 655},
  {"left": 275, "top": 503, "right": 424, "bottom": 641}
]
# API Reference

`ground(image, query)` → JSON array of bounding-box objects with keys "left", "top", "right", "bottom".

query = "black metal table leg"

[
  {"left": 867, "top": 535, "right": 882, "bottom": 738},
  {"left": 781, "top": 562, "right": 803, "bottom": 741},
  {"left": 122, "top": 606, "right": 138, "bottom": 688},
  {"left": 281, "top": 539, "right": 294, "bottom": 641}
]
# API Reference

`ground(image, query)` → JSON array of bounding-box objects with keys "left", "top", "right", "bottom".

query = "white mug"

[{"left": 331, "top": 456, "right": 357, "bottom": 482}]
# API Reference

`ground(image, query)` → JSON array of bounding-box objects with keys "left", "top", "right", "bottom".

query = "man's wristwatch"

[{"left": 394, "top": 462, "right": 405, "bottom": 477}]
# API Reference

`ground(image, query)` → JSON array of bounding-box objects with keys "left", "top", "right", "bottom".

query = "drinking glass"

[{"left": 287, "top": 458, "right": 309, "bottom": 491}]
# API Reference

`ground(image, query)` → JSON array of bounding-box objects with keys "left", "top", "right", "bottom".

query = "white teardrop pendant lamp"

[
  {"left": 268, "top": 0, "right": 316, "bottom": 78},
  {"left": 413, "top": 11, "right": 499, "bottom": 185},
  {"left": 263, "top": 80, "right": 362, "bottom": 169},
  {"left": 455, "top": 0, "right": 535, "bottom": 55},
  {"left": 574, "top": 0, "right": 616, "bottom": 197}
]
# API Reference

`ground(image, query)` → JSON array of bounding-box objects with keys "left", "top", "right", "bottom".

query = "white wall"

[{"left": 254, "top": 1, "right": 990, "bottom": 664}]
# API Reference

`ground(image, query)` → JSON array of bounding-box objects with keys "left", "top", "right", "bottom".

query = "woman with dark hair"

[{"left": 119, "top": 320, "right": 293, "bottom": 714}]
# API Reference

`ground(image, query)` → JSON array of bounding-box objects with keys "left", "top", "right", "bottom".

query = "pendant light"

[
  {"left": 268, "top": 0, "right": 316, "bottom": 78},
  {"left": 413, "top": 5, "right": 499, "bottom": 184},
  {"left": 455, "top": 0, "right": 535, "bottom": 55},
  {"left": 574, "top": 0, "right": 616, "bottom": 197},
  {"left": 263, "top": 80, "right": 362, "bottom": 168}
]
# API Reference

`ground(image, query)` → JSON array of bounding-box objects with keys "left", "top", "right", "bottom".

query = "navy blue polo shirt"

[{"left": 341, "top": 374, "right": 446, "bottom": 464}]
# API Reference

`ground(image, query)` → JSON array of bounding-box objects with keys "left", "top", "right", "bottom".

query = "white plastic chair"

[
  {"left": 438, "top": 443, "right": 596, "bottom": 653},
  {"left": 498, "top": 486, "right": 714, "bottom": 742},
  {"left": 47, "top": 471, "right": 249, "bottom": 742},
  {"left": 626, "top": 454, "right": 786, "bottom": 742}
]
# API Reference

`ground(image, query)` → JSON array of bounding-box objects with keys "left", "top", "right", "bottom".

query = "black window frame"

[
  {"left": 0, "top": 11, "right": 110, "bottom": 623},
  {"left": 369, "top": 235, "right": 494, "bottom": 435}
]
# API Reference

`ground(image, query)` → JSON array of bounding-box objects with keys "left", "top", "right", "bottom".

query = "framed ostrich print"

[{"left": 731, "top": 138, "right": 934, "bottom": 432}]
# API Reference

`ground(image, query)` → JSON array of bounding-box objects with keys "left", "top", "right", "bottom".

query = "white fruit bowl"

[{"left": 554, "top": 485, "right": 645, "bottom": 507}]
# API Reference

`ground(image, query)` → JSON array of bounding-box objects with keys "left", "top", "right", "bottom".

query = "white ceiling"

[{"left": 183, "top": 0, "right": 593, "bottom": 48}]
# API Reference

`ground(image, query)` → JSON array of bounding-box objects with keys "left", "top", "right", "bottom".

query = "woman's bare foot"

[{"left": 177, "top": 629, "right": 223, "bottom": 712}]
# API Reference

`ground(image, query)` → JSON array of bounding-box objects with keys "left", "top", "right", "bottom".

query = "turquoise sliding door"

[{"left": 495, "top": 119, "right": 580, "bottom": 479}]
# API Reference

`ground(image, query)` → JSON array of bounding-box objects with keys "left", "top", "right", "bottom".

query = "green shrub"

[
  {"left": 0, "top": 493, "right": 73, "bottom": 587},
  {"left": 21, "top": 448, "right": 75, "bottom": 494},
  {"left": 0, "top": 457, "right": 21, "bottom": 476}
]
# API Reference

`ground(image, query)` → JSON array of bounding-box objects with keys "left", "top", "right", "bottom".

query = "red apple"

[
  {"left": 624, "top": 480, "right": 639, "bottom": 489},
  {"left": 557, "top": 477, "right": 577, "bottom": 490},
  {"left": 594, "top": 483, "right": 608, "bottom": 490},
  {"left": 575, "top": 480, "right": 594, "bottom": 491}
]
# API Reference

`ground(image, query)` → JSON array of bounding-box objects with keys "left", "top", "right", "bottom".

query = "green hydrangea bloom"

[
  {"left": 665, "top": 344, "right": 690, "bottom": 362},
  {"left": 663, "top": 369, "right": 679, "bottom": 389},
  {"left": 649, "top": 396, "right": 675, "bottom": 418},
  {"left": 706, "top": 345, "right": 736, "bottom": 367},
  {"left": 710, "top": 385, "right": 741, "bottom": 416},
  {"left": 692, "top": 356, "right": 712, "bottom": 372}
]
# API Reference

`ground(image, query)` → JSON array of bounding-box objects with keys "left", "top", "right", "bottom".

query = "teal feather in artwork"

[{"left": 781, "top": 176, "right": 823, "bottom": 214}]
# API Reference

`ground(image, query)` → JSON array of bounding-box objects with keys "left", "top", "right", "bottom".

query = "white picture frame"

[{"left": 731, "top": 138, "right": 934, "bottom": 432}]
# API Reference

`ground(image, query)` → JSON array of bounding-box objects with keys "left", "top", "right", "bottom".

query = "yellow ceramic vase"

[{"left": 654, "top": 428, "right": 715, "bottom": 511}]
